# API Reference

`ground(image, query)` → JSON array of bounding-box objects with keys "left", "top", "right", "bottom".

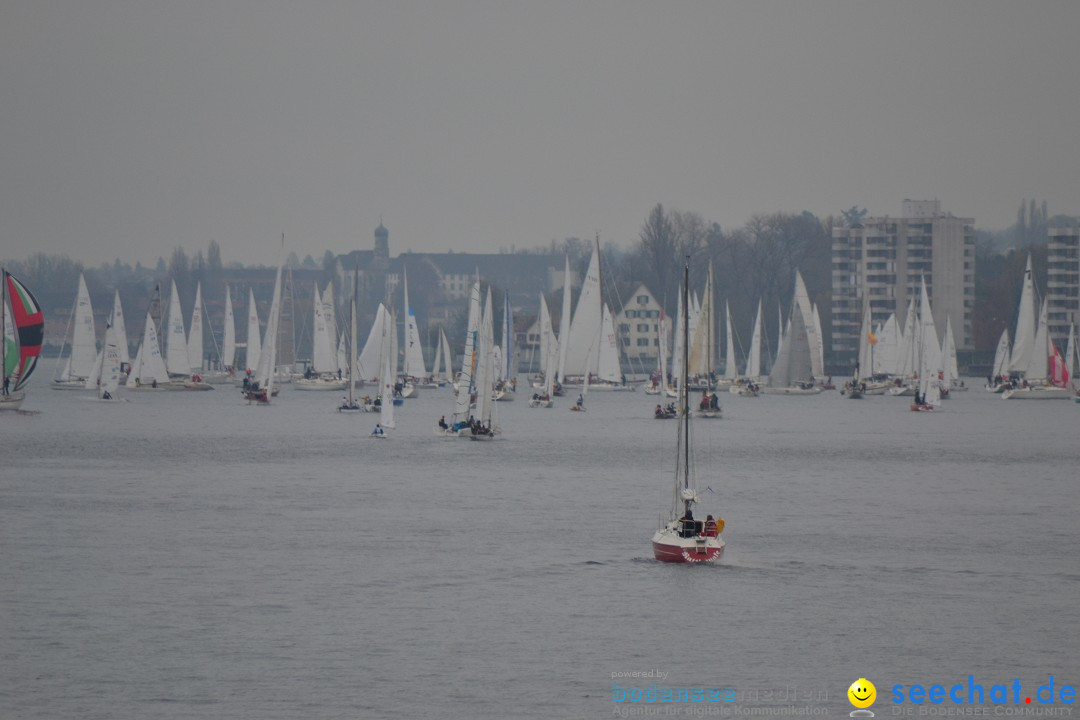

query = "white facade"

[
  {"left": 616, "top": 284, "right": 671, "bottom": 365},
  {"left": 832, "top": 200, "right": 975, "bottom": 354},
  {"left": 1047, "top": 224, "right": 1080, "bottom": 348}
]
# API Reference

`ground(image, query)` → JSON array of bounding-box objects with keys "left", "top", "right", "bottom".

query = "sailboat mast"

[
  {"left": 349, "top": 267, "right": 358, "bottom": 405},
  {"left": 682, "top": 258, "right": 690, "bottom": 502}
]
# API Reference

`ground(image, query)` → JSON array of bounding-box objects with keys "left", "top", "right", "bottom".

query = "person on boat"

[
  {"left": 699, "top": 390, "right": 709, "bottom": 410},
  {"left": 151, "top": 378, "right": 157, "bottom": 388},
  {"left": 242, "top": 376, "right": 250, "bottom": 391},
  {"left": 710, "top": 393, "right": 719, "bottom": 410},
  {"left": 102, "top": 390, "right": 112, "bottom": 400},
  {"left": 438, "top": 415, "right": 448, "bottom": 430},
  {"left": 576, "top": 393, "right": 584, "bottom": 407},
  {"left": 704, "top": 515, "right": 718, "bottom": 537},
  {"left": 372, "top": 424, "right": 385, "bottom": 436},
  {"left": 679, "top": 509, "right": 696, "bottom": 538},
  {"left": 373, "top": 395, "right": 382, "bottom": 407}
]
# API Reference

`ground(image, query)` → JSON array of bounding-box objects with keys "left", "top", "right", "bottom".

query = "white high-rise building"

[
  {"left": 1047, "top": 222, "right": 1080, "bottom": 349},
  {"left": 832, "top": 200, "right": 975, "bottom": 356}
]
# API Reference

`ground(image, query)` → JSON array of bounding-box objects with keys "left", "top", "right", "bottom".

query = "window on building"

[
  {"left": 637, "top": 295, "right": 649, "bottom": 305},
  {"left": 637, "top": 323, "right": 649, "bottom": 332}
]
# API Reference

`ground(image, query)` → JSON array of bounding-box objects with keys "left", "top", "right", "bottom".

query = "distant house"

[{"left": 616, "top": 284, "right": 669, "bottom": 367}]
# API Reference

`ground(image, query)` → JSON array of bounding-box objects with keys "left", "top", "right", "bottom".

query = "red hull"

[{"left": 652, "top": 540, "right": 724, "bottom": 563}]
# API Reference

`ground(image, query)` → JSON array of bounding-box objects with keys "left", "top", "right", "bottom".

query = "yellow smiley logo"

[{"left": 848, "top": 678, "right": 876, "bottom": 709}]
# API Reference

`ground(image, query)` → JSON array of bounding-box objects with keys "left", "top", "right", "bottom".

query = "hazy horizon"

[{"left": 3, "top": 1, "right": 1079, "bottom": 267}]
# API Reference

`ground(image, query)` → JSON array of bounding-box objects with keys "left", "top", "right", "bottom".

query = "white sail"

[
  {"left": 671, "top": 292, "right": 684, "bottom": 389},
  {"left": 164, "top": 280, "right": 189, "bottom": 376},
  {"left": 942, "top": 317, "right": 959, "bottom": 386},
  {"left": 187, "top": 282, "right": 204, "bottom": 372},
  {"left": 564, "top": 247, "right": 602, "bottom": 377},
  {"left": 896, "top": 299, "right": 918, "bottom": 379},
  {"left": 773, "top": 303, "right": 784, "bottom": 376},
  {"left": 597, "top": 304, "right": 621, "bottom": 383},
  {"left": 439, "top": 327, "right": 453, "bottom": 384},
  {"left": 689, "top": 268, "right": 714, "bottom": 377},
  {"left": 1010, "top": 255, "right": 1037, "bottom": 373},
  {"left": 245, "top": 288, "right": 261, "bottom": 372},
  {"left": 746, "top": 300, "right": 762, "bottom": 380},
  {"left": 402, "top": 268, "right": 426, "bottom": 378},
  {"left": 876, "top": 314, "right": 900, "bottom": 376},
  {"left": 98, "top": 320, "right": 123, "bottom": 397},
  {"left": 84, "top": 349, "right": 104, "bottom": 390},
  {"left": 473, "top": 288, "right": 495, "bottom": 425},
  {"left": 128, "top": 312, "right": 169, "bottom": 386},
  {"left": 723, "top": 301, "right": 737, "bottom": 380},
  {"left": 432, "top": 329, "right": 443, "bottom": 384},
  {"left": 793, "top": 271, "right": 822, "bottom": 379},
  {"left": 311, "top": 283, "right": 334, "bottom": 373},
  {"left": 379, "top": 318, "right": 395, "bottom": 429},
  {"left": 538, "top": 294, "right": 551, "bottom": 381},
  {"left": 502, "top": 292, "right": 513, "bottom": 382},
  {"left": 556, "top": 256, "right": 572, "bottom": 383},
  {"left": 222, "top": 285, "right": 236, "bottom": 370},
  {"left": 323, "top": 281, "right": 338, "bottom": 372},
  {"left": 991, "top": 328, "right": 1011, "bottom": 378},
  {"left": 1025, "top": 300, "right": 1049, "bottom": 382},
  {"left": 657, "top": 310, "right": 669, "bottom": 390},
  {"left": 255, "top": 263, "right": 284, "bottom": 394},
  {"left": 112, "top": 289, "right": 130, "bottom": 366},
  {"left": 811, "top": 303, "right": 825, "bottom": 379},
  {"left": 919, "top": 277, "right": 941, "bottom": 381},
  {"left": 454, "top": 283, "right": 481, "bottom": 420},
  {"left": 857, "top": 301, "right": 873, "bottom": 382},
  {"left": 358, "top": 304, "right": 390, "bottom": 382},
  {"left": 63, "top": 273, "right": 97, "bottom": 380}
]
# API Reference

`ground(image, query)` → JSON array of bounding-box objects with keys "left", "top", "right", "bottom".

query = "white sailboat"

[
  {"left": 651, "top": 260, "right": 725, "bottom": 563},
  {"left": 126, "top": 310, "right": 171, "bottom": 390},
  {"left": 374, "top": 312, "right": 395, "bottom": 433},
  {"left": 188, "top": 282, "right": 204, "bottom": 373},
  {"left": 438, "top": 327, "right": 453, "bottom": 386},
  {"left": 986, "top": 328, "right": 1011, "bottom": 392},
  {"left": 469, "top": 287, "right": 499, "bottom": 437},
  {"left": 296, "top": 282, "right": 347, "bottom": 390},
  {"left": 529, "top": 293, "right": 555, "bottom": 408},
  {"left": 339, "top": 270, "right": 365, "bottom": 413},
  {"left": 731, "top": 300, "right": 763, "bottom": 396},
  {"left": 399, "top": 268, "right": 424, "bottom": 396},
  {"left": 110, "top": 289, "right": 131, "bottom": 374},
  {"left": 1002, "top": 299, "right": 1072, "bottom": 399},
  {"left": 555, "top": 256, "right": 572, "bottom": 395},
  {"left": 53, "top": 273, "right": 97, "bottom": 389},
  {"left": 206, "top": 284, "right": 237, "bottom": 383},
  {"left": 494, "top": 291, "right": 515, "bottom": 399},
  {"left": 247, "top": 259, "right": 283, "bottom": 404},
  {"left": 911, "top": 278, "right": 942, "bottom": 411},
  {"left": 763, "top": 271, "right": 822, "bottom": 395},
  {"left": 244, "top": 287, "right": 261, "bottom": 374},
  {"left": 86, "top": 319, "right": 125, "bottom": 401},
  {"left": 439, "top": 281, "right": 484, "bottom": 437}
]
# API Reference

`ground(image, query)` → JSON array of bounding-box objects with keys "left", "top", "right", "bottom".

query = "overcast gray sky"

[{"left": 2, "top": 1, "right": 1078, "bottom": 266}]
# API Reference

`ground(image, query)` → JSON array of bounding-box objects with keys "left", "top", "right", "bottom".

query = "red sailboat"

[{"left": 651, "top": 261, "right": 726, "bottom": 563}]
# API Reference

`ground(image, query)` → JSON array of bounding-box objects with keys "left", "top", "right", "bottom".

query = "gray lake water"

[{"left": 2, "top": 376, "right": 1078, "bottom": 719}]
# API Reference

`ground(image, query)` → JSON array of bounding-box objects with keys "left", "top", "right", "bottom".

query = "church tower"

[{"left": 374, "top": 221, "right": 389, "bottom": 263}]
